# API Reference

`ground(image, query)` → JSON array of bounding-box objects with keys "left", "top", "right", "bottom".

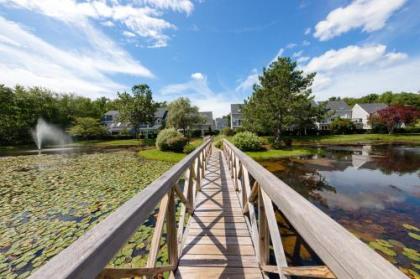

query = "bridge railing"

[
  {"left": 222, "top": 139, "right": 407, "bottom": 279},
  {"left": 30, "top": 139, "right": 212, "bottom": 279}
]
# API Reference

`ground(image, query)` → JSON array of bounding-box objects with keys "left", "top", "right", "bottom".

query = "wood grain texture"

[{"left": 176, "top": 150, "right": 262, "bottom": 278}]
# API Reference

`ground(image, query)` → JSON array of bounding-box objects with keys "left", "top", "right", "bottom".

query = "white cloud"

[
  {"left": 143, "top": 0, "right": 193, "bottom": 14},
  {"left": 302, "top": 40, "right": 311, "bottom": 46},
  {"left": 304, "top": 27, "right": 311, "bottom": 35},
  {"left": 286, "top": 43, "right": 297, "bottom": 49},
  {"left": 0, "top": 0, "right": 195, "bottom": 47},
  {"left": 160, "top": 74, "right": 240, "bottom": 117},
  {"left": 0, "top": 16, "right": 152, "bottom": 97},
  {"left": 236, "top": 69, "right": 259, "bottom": 92},
  {"left": 305, "top": 44, "right": 406, "bottom": 73},
  {"left": 292, "top": 50, "right": 303, "bottom": 58},
  {"left": 314, "top": 0, "right": 406, "bottom": 41},
  {"left": 302, "top": 44, "right": 417, "bottom": 99},
  {"left": 123, "top": 30, "right": 136, "bottom": 37},
  {"left": 191, "top": 72, "right": 205, "bottom": 80},
  {"left": 101, "top": 20, "right": 115, "bottom": 27}
]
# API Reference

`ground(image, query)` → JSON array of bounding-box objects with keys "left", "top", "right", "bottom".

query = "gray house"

[
  {"left": 196, "top": 111, "right": 215, "bottom": 131},
  {"left": 215, "top": 117, "right": 228, "bottom": 130},
  {"left": 316, "top": 100, "right": 352, "bottom": 130},
  {"left": 230, "top": 104, "right": 243, "bottom": 129},
  {"left": 102, "top": 108, "right": 168, "bottom": 135}
]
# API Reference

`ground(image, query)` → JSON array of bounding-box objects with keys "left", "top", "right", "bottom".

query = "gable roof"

[
  {"left": 231, "top": 104, "right": 242, "bottom": 114},
  {"left": 357, "top": 103, "right": 388, "bottom": 114},
  {"left": 326, "top": 100, "right": 350, "bottom": 111}
]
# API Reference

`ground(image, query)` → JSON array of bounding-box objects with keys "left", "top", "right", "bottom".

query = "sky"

[{"left": 1, "top": 0, "right": 420, "bottom": 117}]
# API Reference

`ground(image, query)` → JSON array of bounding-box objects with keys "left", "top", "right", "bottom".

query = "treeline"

[
  {"left": 0, "top": 84, "right": 119, "bottom": 145},
  {"left": 329, "top": 92, "right": 420, "bottom": 108}
]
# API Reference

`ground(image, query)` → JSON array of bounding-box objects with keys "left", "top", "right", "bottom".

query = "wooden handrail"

[
  {"left": 222, "top": 139, "right": 407, "bottom": 279},
  {"left": 30, "top": 139, "right": 212, "bottom": 279}
]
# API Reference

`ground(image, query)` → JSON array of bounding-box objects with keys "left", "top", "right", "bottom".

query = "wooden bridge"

[{"left": 30, "top": 139, "right": 408, "bottom": 279}]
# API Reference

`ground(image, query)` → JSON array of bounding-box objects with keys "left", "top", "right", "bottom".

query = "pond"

[
  {"left": 0, "top": 149, "right": 173, "bottom": 278},
  {"left": 261, "top": 145, "right": 420, "bottom": 278}
]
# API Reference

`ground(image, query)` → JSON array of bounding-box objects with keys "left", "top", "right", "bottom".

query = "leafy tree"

[
  {"left": 369, "top": 105, "right": 419, "bottom": 134},
  {"left": 68, "top": 117, "right": 107, "bottom": 139},
  {"left": 341, "top": 91, "right": 420, "bottom": 108},
  {"left": 242, "top": 57, "right": 317, "bottom": 143},
  {"left": 167, "top": 97, "right": 202, "bottom": 136},
  {"left": 330, "top": 118, "right": 356, "bottom": 134},
  {"left": 117, "top": 84, "right": 158, "bottom": 137}
]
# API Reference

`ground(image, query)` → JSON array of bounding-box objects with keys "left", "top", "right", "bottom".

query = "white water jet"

[{"left": 31, "top": 118, "right": 72, "bottom": 150}]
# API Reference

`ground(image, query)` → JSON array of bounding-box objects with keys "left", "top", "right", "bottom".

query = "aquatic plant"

[{"left": 0, "top": 151, "right": 172, "bottom": 278}]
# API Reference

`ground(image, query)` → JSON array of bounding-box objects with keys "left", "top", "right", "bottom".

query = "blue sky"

[{"left": 0, "top": 0, "right": 419, "bottom": 117}]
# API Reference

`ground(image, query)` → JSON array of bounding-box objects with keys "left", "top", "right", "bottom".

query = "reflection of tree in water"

[
  {"left": 372, "top": 145, "right": 420, "bottom": 175},
  {"left": 262, "top": 159, "right": 336, "bottom": 208}
]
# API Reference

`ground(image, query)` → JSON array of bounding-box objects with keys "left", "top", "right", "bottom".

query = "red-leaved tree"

[{"left": 369, "top": 105, "right": 419, "bottom": 134}]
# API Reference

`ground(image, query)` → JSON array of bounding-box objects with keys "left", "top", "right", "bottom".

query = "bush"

[
  {"left": 183, "top": 144, "right": 196, "bottom": 154},
  {"left": 222, "top": 127, "right": 234, "bottom": 136},
  {"left": 330, "top": 118, "right": 356, "bottom": 134},
  {"left": 214, "top": 139, "right": 223, "bottom": 149},
  {"left": 232, "top": 132, "right": 262, "bottom": 151},
  {"left": 156, "top": 128, "right": 187, "bottom": 152},
  {"left": 68, "top": 117, "right": 107, "bottom": 139}
]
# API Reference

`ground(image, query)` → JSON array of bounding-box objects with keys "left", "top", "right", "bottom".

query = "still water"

[{"left": 261, "top": 145, "right": 420, "bottom": 277}]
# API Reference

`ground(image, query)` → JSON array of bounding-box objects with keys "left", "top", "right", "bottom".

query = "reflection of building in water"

[{"left": 352, "top": 145, "right": 373, "bottom": 169}]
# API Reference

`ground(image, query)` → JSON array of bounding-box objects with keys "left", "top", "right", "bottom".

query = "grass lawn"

[
  {"left": 138, "top": 149, "right": 186, "bottom": 163},
  {"left": 246, "top": 148, "right": 316, "bottom": 160},
  {"left": 286, "top": 133, "right": 420, "bottom": 145},
  {"left": 70, "top": 138, "right": 146, "bottom": 147}
]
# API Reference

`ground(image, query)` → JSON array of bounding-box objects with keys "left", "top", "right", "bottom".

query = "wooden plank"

[
  {"left": 181, "top": 244, "right": 257, "bottom": 256},
  {"left": 179, "top": 255, "right": 259, "bottom": 268},
  {"left": 185, "top": 236, "right": 253, "bottom": 245},
  {"left": 174, "top": 183, "right": 193, "bottom": 213},
  {"left": 30, "top": 140, "right": 211, "bottom": 279},
  {"left": 189, "top": 222, "right": 248, "bottom": 230},
  {"left": 258, "top": 187, "right": 270, "bottom": 267},
  {"left": 176, "top": 267, "right": 262, "bottom": 279},
  {"left": 166, "top": 189, "right": 178, "bottom": 268},
  {"left": 147, "top": 194, "right": 170, "bottom": 268},
  {"left": 98, "top": 265, "right": 174, "bottom": 278},
  {"left": 188, "top": 228, "right": 250, "bottom": 237},
  {"left": 223, "top": 140, "right": 407, "bottom": 279},
  {"left": 281, "top": 266, "right": 336, "bottom": 278},
  {"left": 261, "top": 188, "right": 289, "bottom": 279},
  {"left": 190, "top": 216, "right": 246, "bottom": 223}
]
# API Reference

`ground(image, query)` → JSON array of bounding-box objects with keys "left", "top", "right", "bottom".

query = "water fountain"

[{"left": 31, "top": 118, "right": 72, "bottom": 151}]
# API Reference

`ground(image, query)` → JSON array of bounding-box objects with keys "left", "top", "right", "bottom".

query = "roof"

[
  {"left": 326, "top": 100, "right": 350, "bottom": 111},
  {"left": 231, "top": 104, "right": 242, "bottom": 114},
  {"left": 357, "top": 103, "right": 388, "bottom": 113},
  {"left": 155, "top": 107, "right": 167, "bottom": 119},
  {"left": 104, "top": 110, "right": 119, "bottom": 116},
  {"left": 200, "top": 111, "right": 214, "bottom": 124}
]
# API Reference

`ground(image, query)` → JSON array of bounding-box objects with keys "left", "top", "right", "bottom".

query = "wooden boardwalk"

[{"left": 176, "top": 150, "right": 263, "bottom": 279}]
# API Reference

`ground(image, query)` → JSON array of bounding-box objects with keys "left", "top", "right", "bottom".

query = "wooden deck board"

[{"left": 176, "top": 150, "right": 262, "bottom": 278}]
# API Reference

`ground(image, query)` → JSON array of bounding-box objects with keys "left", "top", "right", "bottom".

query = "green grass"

[
  {"left": 285, "top": 133, "right": 420, "bottom": 145},
  {"left": 246, "top": 148, "right": 316, "bottom": 160},
  {"left": 71, "top": 138, "right": 145, "bottom": 147},
  {"left": 138, "top": 148, "right": 186, "bottom": 162}
]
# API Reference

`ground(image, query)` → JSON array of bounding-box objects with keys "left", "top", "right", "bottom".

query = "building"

[
  {"left": 316, "top": 100, "right": 352, "bottom": 130},
  {"left": 352, "top": 103, "right": 387, "bottom": 129},
  {"left": 215, "top": 117, "right": 228, "bottom": 130},
  {"left": 230, "top": 104, "right": 243, "bottom": 129},
  {"left": 102, "top": 108, "right": 168, "bottom": 135},
  {"left": 196, "top": 111, "right": 215, "bottom": 131},
  {"left": 102, "top": 110, "right": 130, "bottom": 134}
]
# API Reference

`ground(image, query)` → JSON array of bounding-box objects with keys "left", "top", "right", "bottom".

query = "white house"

[
  {"left": 196, "top": 111, "right": 215, "bottom": 131},
  {"left": 352, "top": 103, "right": 387, "bottom": 129},
  {"left": 215, "top": 117, "right": 228, "bottom": 130}
]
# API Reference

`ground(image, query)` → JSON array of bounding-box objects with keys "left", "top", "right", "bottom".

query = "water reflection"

[{"left": 261, "top": 145, "right": 420, "bottom": 277}]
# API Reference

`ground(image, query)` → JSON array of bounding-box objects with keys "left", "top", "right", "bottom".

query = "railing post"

[
  {"left": 166, "top": 188, "right": 178, "bottom": 270},
  {"left": 258, "top": 187, "right": 270, "bottom": 267}
]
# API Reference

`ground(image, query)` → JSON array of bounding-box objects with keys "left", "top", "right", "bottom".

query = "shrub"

[
  {"left": 68, "top": 117, "right": 107, "bottom": 139},
  {"left": 222, "top": 127, "right": 234, "bottom": 136},
  {"left": 214, "top": 139, "right": 223, "bottom": 149},
  {"left": 330, "top": 118, "right": 356, "bottom": 134},
  {"left": 232, "top": 132, "right": 262, "bottom": 151},
  {"left": 156, "top": 128, "right": 187, "bottom": 152},
  {"left": 183, "top": 144, "right": 196, "bottom": 154}
]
